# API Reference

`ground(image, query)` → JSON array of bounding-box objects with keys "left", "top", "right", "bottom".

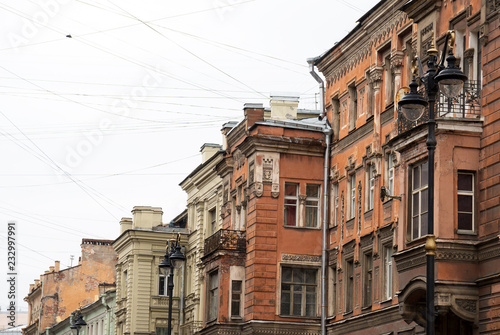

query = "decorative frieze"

[{"left": 281, "top": 253, "right": 322, "bottom": 263}]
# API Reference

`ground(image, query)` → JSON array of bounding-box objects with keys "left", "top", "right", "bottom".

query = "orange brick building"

[
  {"left": 23, "top": 239, "right": 116, "bottom": 335},
  {"left": 199, "top": 98, "right": 330, "bottom": 334},
  {"left": 310, "top": 0, "right": 500, "bottom": 333}
]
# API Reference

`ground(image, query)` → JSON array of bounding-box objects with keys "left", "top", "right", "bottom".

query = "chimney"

[
  {"left": 200, "top": 143, "right": 221, "bottom": 163},
  {"left": 244, "top": 103, "right": 264, "bottom": 129},
  {"left": 270, "top": 93, "right": 299, "bottom": 121},
  {"left": 221, "top": 121, "right": 238, "bottom": 150},
  {"left": 120, "top": 217, "right": 133, "bottom": 233},
  {"left": 30, "top": 284, "right": 34, "bottom": 292},
  {"left": 132, "top": 206, "right": 163, "bottom": 229},
  {"left": 49, "top": 266, "right": 55, "bottom": 272},
  {"left": 55, "top": 261, "right": 60, "bottom": 272}
]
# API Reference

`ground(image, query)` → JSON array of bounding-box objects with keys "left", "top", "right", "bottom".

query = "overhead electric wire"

[{"left": 0, "top": 108, "right": 126, "bottom": 217}]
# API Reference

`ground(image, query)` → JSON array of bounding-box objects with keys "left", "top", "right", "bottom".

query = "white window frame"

[
  {"left": 349, "top": 175, "right": 356, "bottom": 220},
  {"left": 284, "top": 183, "right": 299, "bottom": 227},
  {"left": 383, "top": 245, "right": 393, "bottom": 300},
  {"left": 387, "top": 155, "right": 394, "bottom": 196},
  {"left": 305, "top": 184, "right": 321, "bottom": 228},
  {"left": 280, "top": 266, "right": 318, "bottom": 317},
  {"left": 457, "top": 171, "right": 475, "bottom": 233},
  {"left": 333, "top": 183, "right": 339, "bottom": 227},
  {"left": 368, "top": 165, "right": 375, "bottom": 211},
  {"left": 411, "top": 161, "right": 428, "bottom": 239}
]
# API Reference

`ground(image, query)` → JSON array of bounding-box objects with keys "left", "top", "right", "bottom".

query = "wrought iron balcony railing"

[
  {"left": 398, "top": 80, "right": 481, "bottom": 135},
  {"left": 204, "top": 229, "right": 246, "bottom": 256}
]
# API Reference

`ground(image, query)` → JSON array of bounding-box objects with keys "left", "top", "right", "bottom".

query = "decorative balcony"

[
  {"left": 398, "top": 80, "right": 481, "bottom": 135},
  {"left": 204, "top": 229, "right": 246, "bottom": 256}
]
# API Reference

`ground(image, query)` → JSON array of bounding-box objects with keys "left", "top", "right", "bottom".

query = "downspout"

[{"left": 308, "top": 58, "right": 332, "bottom": 335}]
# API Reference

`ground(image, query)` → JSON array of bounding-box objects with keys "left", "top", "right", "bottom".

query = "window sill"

[
  {"left": 380, "top": 297, "right": 393, "bottom": 305},
  {"left": 283, "top": 225, "right": 321, "bottom": 230},
  {"left": 279, "top": 314, "right": 320, "bottom": 320},
  {"left": 343, "top": 311, "right": 353, "bottom": 318},
  {"left": 361, "top": 305, "right": 372, "bottom": 312},
  {"left": 457, "top": 230, "right": 477, "bottom": 236}
]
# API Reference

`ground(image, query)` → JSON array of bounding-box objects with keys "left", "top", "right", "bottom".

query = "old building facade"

[
  {"left": 112, "top": 207, "right": 188, "bottom": 335},
  {"left": 23, "top": 240, "right": 116, "bottom": 335},
  {"left": 313, "top": 0, "right": 500, "bottom": 333}
]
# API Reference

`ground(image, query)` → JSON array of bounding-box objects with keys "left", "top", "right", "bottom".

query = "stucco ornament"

[
  {"left": 271, "top": 183, "right": 280, "bottom": 198},
  {"left": 255, "top": 182, "right": 263, "bottom": 198}
]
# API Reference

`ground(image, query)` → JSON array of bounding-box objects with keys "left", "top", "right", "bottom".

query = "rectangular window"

[
  {"left": 457, "top": 172, "right": 474, "bottom": 232},
  {"left": 207, "top": 271, "right": 219, "bottom": 321},
  {"left": 305, "top": 184, "right": 320, "bottom": 228},
  {"left": 385, "top": 53, "right": 394, "bottom": 105},
  {"left": 368, "top": 165, "right": 375, "bottom": 211},
  {"left": 411, "top": 161, "right": 429, "bottom": 239},
  {"left": 158, "top": 273, "right": 167, "bottom": 296},
  {"left": 333, "top": 183, "right": 339, "bottom": 227},
  {"left": 348, "top": 84, "right": 357, "bottom": 131},
  {"left": 284, "top": 183, "right": 299, "bottom": 226},
  {"left": 209, "top": 208, "right": 217, "bottom": 235},
  {"left": 383, "top": 245, "right": 393, "bottom": 300},
  {"left": 231, "top": 280, "right": 242, "bottom": 318},
  {"left": 363, "top": 252, "right": 372, "bottom": 308},
  {"left": 281, "top": 267, "right": 317, "bottom": 317},
  {"left": 349, "top": 175, "right": 356, "bottom": 220},
  {"left": 387, "top": 156, "right": 394, "bottom": 196},
  {"left": 345, "top": 259, "right": 354, "bottom": 313},
  {"left": 156, "top": 328, "right": 168, "bottom": 335},
  {"left": 329, "top": 266, "right": 337, "bottom": 316}
]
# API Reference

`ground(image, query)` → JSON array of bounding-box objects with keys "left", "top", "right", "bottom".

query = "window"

[
  {"left": 383, "top": 245, "right": 393, "bottom": 300},
  {"left": 331, "top": 97, "right": 340, "bottom": 140},
  {"left": 281, "top": 267, "right": 317, "bottom": 317},
  {"left": 329, "top": 266, "right": 337, "bottom": 316},
  {"left": 387, "top": 155, "right": 394, "bottom": 196},
  {"left": 207, "top": 271, "right": 219, "bottom": 321},
  {"left": 457, "top": 172, "right": 474, "bottom": 232},
  {"left": 367, "top": 165, "right": 376, "bottom": 211},
  {"left": 333, "top": 183, "right": 339, "bottom": 227},
  {"left": 305, "top": 184, "right": 320, "bottom": 228},
  {"left": 385, "top": 53, "right": 394, "bottom": 105},
  {"left": 231, "top": 280, "right": 242, "bottom": 318},
  {"left": 363, "top": 253, "right": 372, "bottom": 308},
  {"left": 158, "top": 272, "right": 168, "bottom": 296},
  {"left": 348, "top": 84, "right": 357, "bottom": 131},
  {"left": 209, "top": 208, "right": 217, "bottom": 235},
  {"left": 348, "top": 175, "right": 356, "bottom": 220},
  {"left": 345, "top": 259, "right": 354, "bottom": 313},
  {"left": 284, "top": 183, "right": 299, "bottom": 226},
  {"left": 411, "top": 161, "right": 428, "bottom": 239},
  {"left": 156, "top": 328, "right": 168, "bottom": 335}
]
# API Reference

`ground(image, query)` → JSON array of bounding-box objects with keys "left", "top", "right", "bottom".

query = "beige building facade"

[{"left": 113, "top": 207, "right": 188, "bottom": 335}]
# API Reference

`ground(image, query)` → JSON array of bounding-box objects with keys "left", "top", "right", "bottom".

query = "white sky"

[{"left": 0, "top": 0, "right": 380, "bottom": 314}]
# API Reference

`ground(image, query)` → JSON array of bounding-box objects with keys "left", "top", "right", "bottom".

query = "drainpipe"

[{"left": 308, "top": 57, "right": 332, "bottom": 335}]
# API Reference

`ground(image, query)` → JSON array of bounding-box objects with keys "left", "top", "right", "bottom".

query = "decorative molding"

[
  {"left": 281, "top": 253, "right": 322, "bottom": 263},
  {"left": 456, "top": 299, "right": 477, "bottom": 313},
  {"left": 254, "top": 182, "right": 263, "bottom": 198},
  {"left": 271, "top": 183, "right": 280, "bottom": 198}
]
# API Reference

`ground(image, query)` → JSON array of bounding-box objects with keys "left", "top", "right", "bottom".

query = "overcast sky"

[{"left": 0, "top": 0, "right": 380, "bottom": 314}]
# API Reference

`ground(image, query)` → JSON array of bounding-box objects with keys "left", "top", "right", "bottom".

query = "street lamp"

[
  {"left": 70, "top": 310, "right": 87, "bottom": 335},
  {"left": 398, "top": 30, "right": 467, "bottom": 335},
  {"left": 159, "top": 234, "right": 185, "bottom": 335}
]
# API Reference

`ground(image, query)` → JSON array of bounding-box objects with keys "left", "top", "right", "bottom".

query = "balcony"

[
  {"left": 204, "top": 229, "right": 246, "bottom": 256},
  {"left": 398, "top": 80, "right": 481, "bottom": 135}
]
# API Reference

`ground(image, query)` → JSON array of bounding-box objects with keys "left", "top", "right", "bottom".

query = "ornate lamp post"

[
  {"left": 158, "top": 234, "right": 186, "bottom": 335},
  {"left": 70, "top": 310, "right": 87, "bottom": 335},
  {"left": 398, "top": 31, "right": 467, "bottom": 335}
]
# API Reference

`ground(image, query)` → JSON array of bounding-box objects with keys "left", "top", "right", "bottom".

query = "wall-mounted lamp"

[{"left": 380, "top": 186, "right": 402, "bottom": 202}]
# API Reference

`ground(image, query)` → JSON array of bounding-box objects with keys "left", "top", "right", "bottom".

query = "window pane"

[
  {"left": 305, "top": 207, "right": 318, "bottom": 227},
  {"left": 283, "top": 268, "right": 292, "bottom": 282},
  {"left": 281, "top": 291, "right": 290, "bottom": 315},
  {"left": 232, "top": 281, "right": 242, "bottom": 292},
  {"left": 293, "top": 292, "right": 302, "bottom": 315},
  {"left": 285, "top": 184, "right": 297, "bottom": 196},
  {"left": 413, "top": 193, "right": 419, "bottom": 216},
  {"left": 458, "top": 173, "right": 473, "bottom": 191},
  {"left": 413, "top": 165, "right": 420, "bottom": 189},
  {"left": 421, "top": 213, "right": 428, "bottom": 235},
  {"left": 458, "top": 213, "right": 473, "bottom": 230},
  {"left": 285, "top": 206, "right": 297, "bottom": 226},
  {"left": 421, "top": 188, "right": 428, "bottom": 213},
  {"left": 421, "top": 161, "right": 428, "bottom": 187},
  {"left": 458, "top": 195, "right": 473, "bottom": 212},
  {"left": 293, "top": 269, "right": 305, "bottom": 283},
  {"left": 413, "top": 216, "right": 419, "bottom": 238},
  {"left": 306, "top": 185, "right": 319, "bottom": 197},
  {"left": 305, "top": 270, "right": 316, "bottom": 284}
]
